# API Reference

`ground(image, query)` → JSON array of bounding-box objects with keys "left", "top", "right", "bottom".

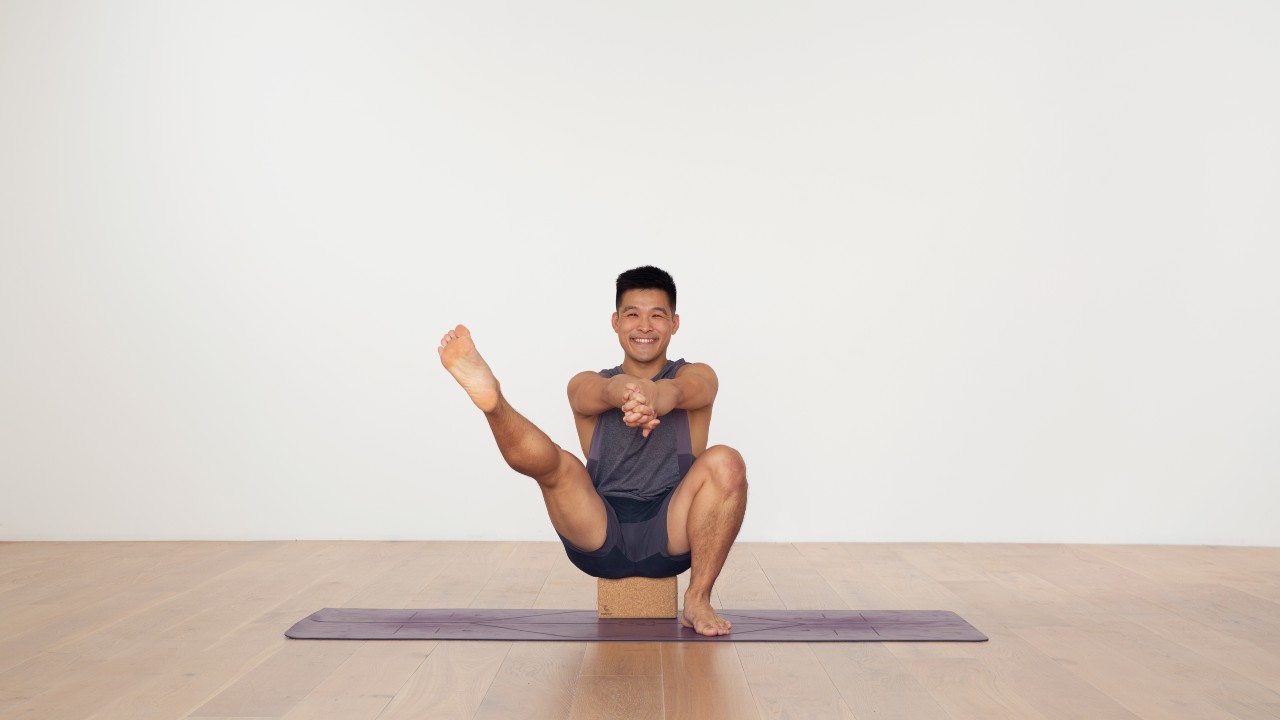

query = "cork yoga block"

[{"left": 597, "top": 576, "right": 678, "bottom": 619}]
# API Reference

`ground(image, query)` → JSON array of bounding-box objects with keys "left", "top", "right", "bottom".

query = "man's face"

[{"left": 612, "top": 288, "right": 679, "bottom": 364}]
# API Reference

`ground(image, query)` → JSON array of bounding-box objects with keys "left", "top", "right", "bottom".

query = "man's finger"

[{"left": 641, "top": 419, "right": 661, "bottom": 438}]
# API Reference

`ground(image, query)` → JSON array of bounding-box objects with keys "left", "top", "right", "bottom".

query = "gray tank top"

[{"left": 586, "top": 359, "right": 696, "bottom": 501}]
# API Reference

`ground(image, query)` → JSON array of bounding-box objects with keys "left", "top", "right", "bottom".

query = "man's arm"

[
  {"left": 568, "top": 371, "right": 645, "bottom": 417},
  {"left": 568, "top": 364, "right": 717, "bottom": 436},
  {"left": 651, "top": 363, "right": 718, "bottom": 415}
]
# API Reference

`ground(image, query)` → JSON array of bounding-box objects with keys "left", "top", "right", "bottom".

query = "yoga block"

[{"left": 597, "top": 576, "right": 678, "bottom": 619}]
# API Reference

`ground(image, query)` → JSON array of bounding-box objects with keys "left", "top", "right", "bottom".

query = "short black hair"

[{"left": 616, "top": 265, "right": 677, "bottom": 312}]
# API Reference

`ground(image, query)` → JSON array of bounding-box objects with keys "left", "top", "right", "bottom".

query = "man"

[{"left": 437, "top": 265, "right": 747, "bottom": 636}]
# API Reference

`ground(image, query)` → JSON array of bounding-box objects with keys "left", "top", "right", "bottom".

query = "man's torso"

[{"left": 573, "top": 360, "right": 712, "bottom": 499}]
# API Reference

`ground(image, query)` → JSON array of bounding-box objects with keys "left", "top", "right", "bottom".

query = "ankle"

[
  {"left": 684, "top": 588, "right": 712, "bottom": 604},
  {"left": 481, "top": 392, "right": 508, "bottom": 417}
]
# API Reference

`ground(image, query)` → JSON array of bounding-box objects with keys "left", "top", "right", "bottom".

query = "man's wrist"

[
  {"left": 653, "top": 379, "right": 680, "bottom": 415},
  {"left": 605, "top": 375, "right": 635, "bottom": 408}
]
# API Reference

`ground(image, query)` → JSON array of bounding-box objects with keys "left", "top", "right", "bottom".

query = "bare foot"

[
  {"left": 438, "top": 324, "right": 500, "bottom": 412},
  {"left": 681, "top": 595, "right": 732, "bottom": 636}
]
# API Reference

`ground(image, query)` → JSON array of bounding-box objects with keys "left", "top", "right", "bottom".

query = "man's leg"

[
  {"left": 438, "top": 325, "right": 607, "bottom": 553},
  {"left": 664, "top": 445, "right": 748, "bottom": 636}
]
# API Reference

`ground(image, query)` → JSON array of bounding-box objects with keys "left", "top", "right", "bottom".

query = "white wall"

[{"left": 2, "top": 0, "right": 1277, "bottom": 544}]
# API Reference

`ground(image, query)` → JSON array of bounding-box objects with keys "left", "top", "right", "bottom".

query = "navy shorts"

[{"left": 557, "top": 486, "right": 692, "bottom": 579}]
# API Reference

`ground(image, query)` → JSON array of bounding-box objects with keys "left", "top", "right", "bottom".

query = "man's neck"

[{"left": 621, "top": 355, "right": 669, "bottom": 380}]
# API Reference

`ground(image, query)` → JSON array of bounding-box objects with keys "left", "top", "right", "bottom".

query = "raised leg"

[
  {"left": 439, "top": 325, "right": 607, "bottom": 552},
  {"left": 664, "top": 445, "right": 748, "bottom": 636}
]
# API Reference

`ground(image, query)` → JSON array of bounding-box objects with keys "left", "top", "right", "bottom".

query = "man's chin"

[{"left": 623, "top": 348, "right": 662, "bottom": 363}]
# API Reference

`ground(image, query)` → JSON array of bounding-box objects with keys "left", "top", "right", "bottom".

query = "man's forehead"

[
  {"left": 618, "top": 288, "right": 672, "bottom": 311},
  {"left": 620, "top": 303, "right": 671, "bottom": 313}
]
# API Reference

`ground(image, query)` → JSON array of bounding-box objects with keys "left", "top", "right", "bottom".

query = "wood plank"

[
  {"left": 722, "top": 542, "right": 761, "bottom": 571},
  {"left": 1153, "top": 583, "right": 1280, "bottom": 648},
  {"left": 82, "top": 542, "right": 416, "bottom": 720},
  {"left": 0, "top": 541, "right": 1276, "bottom": 720},
  {"left": 1116, "top": 603, "right": 1280, "bottom": 694},
  {"left": 470, "top": 567, "right": 551, "bottom": 608},
  {"left": 762, "top": 567, "right": 848, "bottom": 611},
  {"left": 0, "top": 542, "right": 322, "bottom": 716},
  {"left": 713, "top": 567, "right": 784, "bottom": 610},
  {"left": 792, "top": 543, "right": 856, "bottom": 569},
  {"left": 376, "top": 640, "right": 511, "bottom": 720},
  {"left": 187, "top": 716, "right": 275, "bottom": 719},
  {"left": 904, "top": 658, "right": 1053, "bottom": 720},
  {"left": 661, "top": 642, "right": 760, "bottom": 720},
  {"left": 810, "top": 643, "right": 953, "bottom": 720},
  {"left": 407, "top": 557, "right": 502, "bottom": 608},
  {"left": 0, "top": 542, "right": 260, "bottom": 645},
  {"left": 958, "top": 627, "right": 1140, "bottom": 720},
  {"left": 580, "top": 642, "right": 662, "bottom": 676},
  {"left": 339, "top": 542, "right": 456, "bottom": 608},
  {"left": 568, "top": 675, "right": 663, "bottom": 720},
  {"left": 189, "top": 640, "right": 362, "bottom": 717},
  {"left": 962, "top": 543, "right": 1280, "bottom": 694},
  {"left": 277, "top": 641, "right": 436, "bottom": 720},
  {"left": 474, "top": 641, "right": 584, "bottom": 720},
  {"left": 816, "top": 564, "right": 912, "bottom": 610},
  {"left": 0, "top": 542, "right": 212, "bottom": 603},
  {"left": 741, "top": 542, "right": 809, "bottom": 569},
  {"left": 849, "top": 547, "right": 980, "bottom": 660},
  {"left": 1082, "top": 619, "right": 1280, "bottom": 720},
  {"left": 1082, "top": 544, "right": 1245, "bottom": 584},
  {"left": 498, "top": 541, "right": 562, "bottom": 569},
  {"left": 449, "top": 541, "right": 519, "bottom": 568},
  {"left": 532, "top": 563, "right": 596, "bottom": 610},
  {"left": 1014, "top": 624, "right": 1242, "bottom": 720},
  {"left": 736, "top": 643, "right": 845, "bottom": 719},
  {"left": 895, "top": 544, "right": 993, "bottom": 583}
]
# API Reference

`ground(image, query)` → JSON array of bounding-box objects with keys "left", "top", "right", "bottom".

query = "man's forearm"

[
  {"left": 601, "top": 374, "right": 643, "bottom": 409},
  {"left": 602, "top": 375, "right": 681, "bottom": 415},
  {"left": 652, "top": 379, "right": 683, "bottom": 416}
]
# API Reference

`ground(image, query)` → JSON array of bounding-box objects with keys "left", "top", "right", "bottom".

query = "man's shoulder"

[
  {"left": 674, "top": 361, "right": 717, "bottom": 378},
  {"left": 570, "top": 367, "right": 617, "bottom": 381}
]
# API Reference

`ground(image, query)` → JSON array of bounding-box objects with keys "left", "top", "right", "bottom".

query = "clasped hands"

[{"left": 621, "top": 382, "right": 661, "bottom": 437}]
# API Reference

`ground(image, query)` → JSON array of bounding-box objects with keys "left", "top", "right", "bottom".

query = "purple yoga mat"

[{"left": 285, "top": 608, "right": 987, "bottom": 642}]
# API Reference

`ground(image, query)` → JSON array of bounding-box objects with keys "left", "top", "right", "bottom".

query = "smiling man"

[{"left": 438, "top": 265, "right": 748, "bottom": 636}]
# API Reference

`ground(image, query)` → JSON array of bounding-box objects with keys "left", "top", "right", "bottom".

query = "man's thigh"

[
  {"left": 539, "top": 449, "right": 609, "bottom": 553},
  {"left": 663, "top": 450, "right": 719, "bottom": 556},
  {"left": 664, "top": 445, "right": 746, "bottom": 556}
]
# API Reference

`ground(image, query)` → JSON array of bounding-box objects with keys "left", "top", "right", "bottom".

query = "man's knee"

[
  {"left": 533, "top": 448, "right": 583, "bottom": 490},
  {"left": 703, "top": 445, "right": 747, "bottom": 495}
]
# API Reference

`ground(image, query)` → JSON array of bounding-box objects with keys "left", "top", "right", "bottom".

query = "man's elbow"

[{"left": 568, "top": 372, "right": 611, "bottom": 416}]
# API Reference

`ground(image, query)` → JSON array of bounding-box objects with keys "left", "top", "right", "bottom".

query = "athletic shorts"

[{"left": 557, "top": 486, "right": 692, "bottom": 579}]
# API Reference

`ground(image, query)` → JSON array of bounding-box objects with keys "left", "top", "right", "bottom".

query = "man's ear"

[
  {"left": 611, "top": 312, "right": 620, "bottom": 332},
  {"left": 671, "top": 313, "right": 680, "bottom": 335}
]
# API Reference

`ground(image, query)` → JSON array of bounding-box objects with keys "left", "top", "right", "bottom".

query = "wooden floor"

[{"left": 1, "top": 542, "right": 1278, "bottom": 719}]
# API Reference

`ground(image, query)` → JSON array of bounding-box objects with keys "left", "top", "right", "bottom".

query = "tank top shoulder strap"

[
  {"left": 598, "top": 359, "right": 687, "bottom": 380},
  {"left": 656, "top": 358, "right": 687, "bottom": 380}
]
